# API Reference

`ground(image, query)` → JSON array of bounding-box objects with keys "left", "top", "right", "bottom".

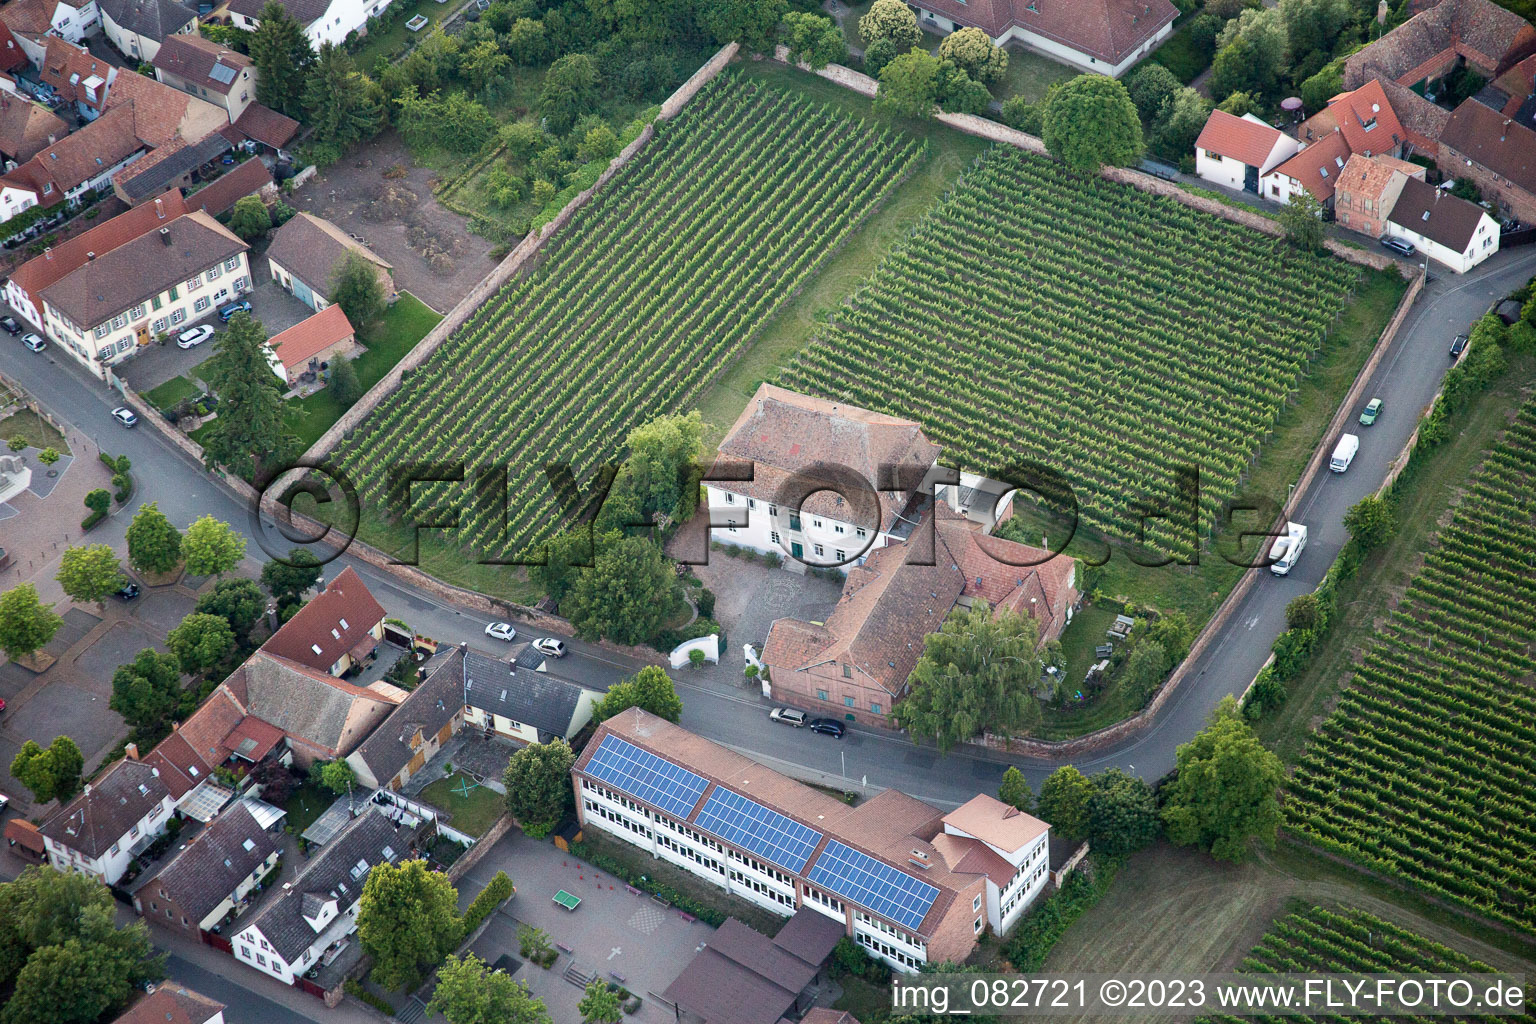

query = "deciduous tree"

[
  {"left": 875, "top": 48, "right": 941, "bottom": 120},
  {"left": 1041, "top": 74, "right": 1143, "bottom": 173},
  {"left": 1084, "top": 768, "right": 1159, "bottom": 857},
  {"left": 506, "top": 18, "right": 549, "bottom": 65},
  {"left": 998, "top": 766, "right": 1034, "bottom": 813},
  {"left": 126, "top": 502, "right": 182, "bottom": 574},
  {"left": 316, "top": 758, "right": 356, "bottom": 795},
  {"left": 697, "top": 0, "right": 787, "bottom": 51},
  {"left": 566, "top": 535, "right": 675, "bottom": 646},
  {"left": 0, "top": 584, "right": 62, "bottom": 663},
  {"left": 1036, "top": 765, "right": 1091, "bottom": 840},
  {"left": 110, "top": 648, "right": 184, "bottom": 734},
  {"left": 937, "top": 27, "right": 1007, "bottom": 85},
  {"left": 461, "top": 39, "right": 513, "bottom": 94},
  {"left": 195, "top": 577, "right": 266, "bottom": 639},
  {"left": 1124, "top": 61, "right": 1180, "bottom": 123},
  {"left": 427, "top": 953, "right": 552, "bottom": 1024},
  {"left": 358, "top": 860, "right": 462, "bottom": 992},
  {"left": 593, "top": 665, "right": 682, "bottom": 723},
  {"left": 780, "top": 11, "right": 847, "bottom": 70},
  {"left": 329, "top": 250, "right": 388, "bottom": 335},
  {"left": 228, "top": 195, "right": 272, "bottom": 241},
  {"left": 8, "top": 736, "right": 83, "bottom": 805},
  {"left": 622, "top": 411, "right": 702, "bottom": 523},
  {"left": 1161, "top": 696, "right": 1285, "bottom": 862},
  {"left": 55, "top": 544, "right": 125, "bottom": 605},
  {"left": 579, "top": 980, "right": 622, "bottom": 1024},
  {"left": 261, "top": 548, "right": 323, "bottom": 606},
  {"left": 538, "top": 54, "right": 600, "bottom": 134},
  {"left": 166, "top": 612, "right": 236, "bottom": 676},
  {"left": 1343, "top": 495, "right": 1396, "bottom": 550},
  {"left": 1278, "top": 189, "right": 1326, "bottom": 251},
  {"left": 503, "top": 739, "right": 574, "bottom": 838},
  {"left": 182, "top": 515, "right": 246, "bottom": 577},
  {"left": 859, "top": 0, "right": 921, "bottom": 49}
]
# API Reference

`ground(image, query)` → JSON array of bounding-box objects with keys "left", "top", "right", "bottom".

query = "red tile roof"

[
  {"left": 111, "top": 984, "right": 224, "bottom": 1024},
  {"left": 1195, "top": 109, "right": 1286, "bottom": 168},
  {"left": 152, "top": 34, "right": 251, "bottom": 95},
  {"left": 188, "top": 156, "right": 272, "bottom": 216},
  {"left": 221, "top": 715, "right": 285, "bottom": 762},
  {"left": 914, "top": 0, "right": 1178, "bottom": 66},
  {"left": 0, "top": 21, "right": 29, "bottom": 72},
  {"left": 3, "top": 817, "right": 45, "bottom": 854},
  {"left": 267, "top": 304, "right": 355, "bottom": 374},
  {"left": 260, "top": 565, "right": 385, "bottom": 673},
  {"left": 0, "top": 93, "right": 68, "bottom": 163},
  {"left": 39, "top": 37, "right": 112, "bottom": 108},
  {"left": 2, "top": 103, "right": 143, "bottom": 199},
  {"left": 230, "top": 102, "right": 299, "bottom": 149},
  {"left": 1440, "top": 97, "right": 1536, "bottom": 196},
  {"left": 1268, "top": 131, "right": 1353, "bottom": 202},
  {"left": 1327, "top": 80, "right": 1408, "bottom": 155}
]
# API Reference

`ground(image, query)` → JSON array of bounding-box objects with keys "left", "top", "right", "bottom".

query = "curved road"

[{"left": 2, "top": 247, "right": 1534, "bottom": 811}]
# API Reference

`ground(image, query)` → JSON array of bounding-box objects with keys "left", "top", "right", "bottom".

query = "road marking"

[
  {"left": 608, "top": 947, "right": 622, "bottom": 960},
  {"left": 1244, "top": 614, "right": 1260, "bottom": 630}
]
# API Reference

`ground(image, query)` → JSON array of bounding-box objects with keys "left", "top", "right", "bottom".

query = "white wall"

[
  {"left": 705, "top": 484, "right": 889, "bottom": 569},
  {"left": 911, "top": 5, "right": 1171, "bottom": 77},
  {"left": 1196, "top": 151, "right": 1251, "bottom": 192},
  {"left": 1385, "top": 211, "right": 1500, "bottom": 274}
]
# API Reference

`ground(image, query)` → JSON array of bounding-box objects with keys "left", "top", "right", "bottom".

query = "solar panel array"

[
  {"left": 695, "top": 787, "right": 824, "bottom": 874},
  {"left": 583, "top": 735, "right": 708, "bottom": 818},
  {"left": 807, "top": 840, "right": 939, "bottom": 930},
  {"left": 209, "top": 62, "right": 238, "bottom": 85}
]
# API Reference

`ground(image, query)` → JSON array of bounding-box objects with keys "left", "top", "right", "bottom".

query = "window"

[
  {"left": 207, "top": 265, "right": 220, "bottom": 280},
  {"left": 856, "top": 527, "right": 867, "bottom": 538},
  {"left": 42, "top": 183, "right": 52, "bottom": 195},
  {"left": 168, "top": 286, "right": 179, "bottom": 300},
  {"left": 870, "top": 702, "right": 881, "bottom": 714},
  {"left": 130, "top": 304, "right": 144, "bottom": 320},
  {"left": 241, "top": 947, "right": 252, "bottom": 960},
  {"left": 770, "top": 531, "right": 780, "bottom": 544},
  {"left": 225, "top": 257, "right": 240, "bottom": 271},
  {"left": 834, "top": 523, "right": 844, "bottom": 533},
  {"left": 842, "top": 664, "right": 851, "bottom": 678},
  {"left": 111, "top": 314, "right": 126, "bottom": 329},
  {"left": 186, "top": 277, "right": 201, "bottom": 291},
  {"left": 973, "top": 895, "right": 982, "bottom": 911},
  {"left": 194, "top": 296, "right": 210, "bottom": 313},
  {"left": 974, "top": 917, "right": 984, "bottom": 934},
  {"left": 813, "top": 544, "right": 824, "bottom": 556},
  {"left": 256, "top": 953, "right": 266, "bottom": 967},
  {"left": 843, "top": 696, "right": 855, "bottom": 708},
  {"left": 817, "top": 689, "right": 828, "bottom": 701},
  {"left": 115, "top": 337, "right": 131, "bottom": 353},
  {"left": 151, "top": 295, "right": 163, "bottom": 311},
  {"left": 813, "top": 518, "right": 822, "bottom": 528},
  {"left": 93, "top": 324, "right": 109, "bottom": 339},
  {"left": 725, "top": 493, "right": 734, "bottom": 504},
  {"left": 97, "top": 346, "right": 112, "bottom": 360},
  {"left": 835, "top": 549, "right": 845, "bottom": 561},
  {"left": 747, "top": 498, "right": 755, "bottom": 509},
  {"left": 152, "top": 317, "right": 167, "bottom": 333},
  {"left": 170, "top": 309, "right": 185, "bottom": 325},
  {"left": 768, "top": 505, "right": 777, "bottom": 517}
]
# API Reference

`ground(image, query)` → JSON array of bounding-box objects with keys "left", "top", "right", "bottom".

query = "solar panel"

[
  {"left": 584, "top": 735, "right": 708, "bottom": 818},
  {"left": 209, "top": 62, "right": 238, "bottom": 85},
  {"left": 695, "top": 787, "right": 823, "bottom": 874},
  {"left": 807, "top": 840, "right": 939, "bottom": 931}
]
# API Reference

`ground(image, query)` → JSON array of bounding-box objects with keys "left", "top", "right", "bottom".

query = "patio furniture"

[{"left": 553, "top": 889, "right": 581, "bottom": 911}]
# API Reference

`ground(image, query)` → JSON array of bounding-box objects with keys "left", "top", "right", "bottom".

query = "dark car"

[
  {"left": 1450, "top": 334, "right": 1469, "bottom": 359},
  {"left": 115, "top": 582, "right": 141, "bottom": 601},
  {"left": 808, "top": 718, "right": 845, "bottom": 738},
  {"left": 218, "top": 299, "right": 253, "bottom": 322},
  {"left": 1380, "top": 236, "right": 1416, "bottom": 258},
  {"left": 0, "top": 316, "right": 19, "bottom": 335}
]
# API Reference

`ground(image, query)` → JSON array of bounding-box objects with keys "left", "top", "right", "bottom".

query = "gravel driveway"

[{"left": 688, "top": 554, "right": 843, "bottom": 692}]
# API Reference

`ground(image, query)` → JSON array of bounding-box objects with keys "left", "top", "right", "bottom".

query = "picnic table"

[{"left": 553, "top": 889, "right": 581, "bottom": 911}]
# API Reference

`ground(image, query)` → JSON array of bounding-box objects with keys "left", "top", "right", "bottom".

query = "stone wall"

[
  {"left": 661, "top": 41, "right": 740, "bottom": 119},
  {"left": 447, "top": 813, "right": 518, "bottom": 884}
]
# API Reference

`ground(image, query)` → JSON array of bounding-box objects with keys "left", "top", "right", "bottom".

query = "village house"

[
  {"left": 461, "top": 646, "right": 602, "bottom": 747},
  {"left": 264, "top": 305, "right": 358, "bottom": 387},
  {"left": 111, "top": 983, "right": 225, "bottom": 1024},
  {"left": 0, "top": 104, "right": 145, "bottom": 226},
  {"left": 36, "top": 208, "right": 250, "bottom": 378},
  {"left": 0, "top": 91, "right": 67, "bottom": 168},
  {"left": 232, "top": 807, "right": 411, "bottom": 986},
  {"left": 1343, "top": 0, "right": 1536, "bottom": 95},
  {"left": 39, "top": 756, "right": 176, "bottom": 884},
  {"left": 266, "top": 212, "right": 394, "bottom": 312},
  {"left": 763, "top": 501, "right": 1077, "bottom": 727},
  {"left": 0, "top": 0, "right": 99, "bottom": 67},
  {"left": 1193, "top": 109, "right": 1299, "bottom": 194},
  {"left": 906, "top": 0, "right": 1177, "bottom": 77},
  {"left": 222, "top": 651, "right": 399, "bottom": 768},
  {"left": 110, "top": 133, "right": 232, "bottom": 206},
  {"left": 1333, "top": 152, "right": 1425, "bottom": 237},
  {"left": 225, "top": 0, "right": 398, "bottom": 49},
  {"left": 572, "top": 709, "right": 1054, "bottom": 973},
  {"left": 98, "top": 0, "right": 197, "bottom": 62},
  {"left": 185, "top": 155, "right": 274, "bottom": 217},
  {"left": 346, "top": 650, "right": 464, "bottom": 792},
  {"left": 1383, "top": 174, "right": 1502, "bottom": 272},
  {"left": 153, "top": 35, "right": 257, "bottom": 122},
  {"left": 260, "top": 566, "right": 386, "bottom": 677},
  {"left": 1438, "top": 99, "right": 1536, "bottom": 225},
  {"left": 132, "top": 799, "right": 285, "bottom": 938}
]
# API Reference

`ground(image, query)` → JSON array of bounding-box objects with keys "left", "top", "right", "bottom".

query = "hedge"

[
  {"left": 567, "top": 839, "right": 726, "bottom": 926},
  {"left": 1000, "top": 856, "right": 1120, "bottom": 972},
  {"left": 459, "top": 870, "right": 514, "bottom": 937}
]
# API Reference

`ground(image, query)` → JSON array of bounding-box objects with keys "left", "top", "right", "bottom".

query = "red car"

[{"left": 0, "top": 698, "right": 7, "bottom": 713}]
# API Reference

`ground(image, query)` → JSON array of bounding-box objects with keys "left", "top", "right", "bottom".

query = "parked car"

[
  {"left": 769, "top": 707, "right": 807, "bottom": 727},
  {"left": 1450, "top": 333, "right": 1469, "bottom": 359},
  {"left": 0, "top": 698, "right": 6, "bottom": 714},
  {"left": 111, "top": 407, "right": 139, "bottom": 428},
  {"left": 21, "top": 333, "right": 45, "bottom": 352},
  {"left": 176, "top": 324, "right": 215, "bottom": 349},
  {"left": 115, "top": 582, "right": 141, "bottom": 601},
  {"left": 532, "top": 637, "right": 567, "bottom": 659},
  {"left": 0, "top": 316, "right": 20, "bottom": 335},
  {"left": 0, "top": 792, "right": 8, "bottom": 813},
  {"left": 1359, "top": 398, "right": 1383, "bottom": 426},
  {"left": 218, "top": 299, "right": 253, "bottom": 322},
  {"left": 808, "top": 718, "right": 845, "bottom": 737},
  {"left": 1380, "top": 236, "right": 1416, "bottom": 257},
  {"left": 484, "top": 621, "right": 517, "bottom": 642}
]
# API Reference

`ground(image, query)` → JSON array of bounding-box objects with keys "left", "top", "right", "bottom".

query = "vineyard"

[
  {"left": 330, "top": 73, "right": 924, "bottom": 560},
  {"left": 1286, "top": 399, "right": 1536, "bottom": 934},
  {"left": 775, "top": 148, "right": 1364, "bottom": 554},
  {"left": 1199, "top": 905, "right": 1532, "bottom": 1024}
]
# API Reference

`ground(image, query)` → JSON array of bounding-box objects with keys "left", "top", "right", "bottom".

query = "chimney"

[
  {"left": 154, "top": 197, "right": 164, "bottom": 219},
  {"left": 159, "top": 226, "right": 171, "bottom": 245},
  {"left": 1503, "top": 119, "right": 1512, "bottom": 142},
  {"left": 86, "top": 251, "right": 95, "bottom": 261},
  {"left": 43, "top": 245, "right": 52, "bottom": 260},
  {"left": 124, "top": 742, "right": 139, "bottom": 760}
]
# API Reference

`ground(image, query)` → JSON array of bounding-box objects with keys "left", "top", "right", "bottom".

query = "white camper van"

[
  {"left": 1330, "top": 433, "right": 1360, "bottom": 473},
  {"left": 1270, "top": 522, "right": 1308, "bottom": 576}
]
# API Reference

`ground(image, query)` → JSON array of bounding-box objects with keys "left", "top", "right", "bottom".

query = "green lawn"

[
  {"left": 995, "top": 45, "right": 1076, "bottom": 105},
  {"left": 352, "top": 0, "right": 459, "bottom": 71},
  {"left": 282, "top": 781, "right": 337, "bottom": 838},
  {"left": 1149, "top": 19, "right": 1214, "bottom": 82},
  {"left": 416, "top": 771, "right": 505, "bottom": 837},
  {"left": 285, "top": 292, "right": 443, "bottom": 450},
  {"left": 835, "top": 0, "right": 946, "bottom": 55},
  {"left": 143, "top": 374, "right": 203, "bottom": 411},
  {"left": 0, "top": 409, "right": 69, "bottom": 453}
]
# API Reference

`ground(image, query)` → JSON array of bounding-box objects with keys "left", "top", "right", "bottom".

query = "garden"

[{"left": 418, "top": 770, "right": 505, "bottom": 837}]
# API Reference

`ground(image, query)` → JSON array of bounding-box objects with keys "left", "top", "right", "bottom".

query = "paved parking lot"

[
  {"left": 459, "top": 829, "right": 708, "bottom": 1024},
  {"left": 689, "top": 555, "right": 842, "bottom": 693}
]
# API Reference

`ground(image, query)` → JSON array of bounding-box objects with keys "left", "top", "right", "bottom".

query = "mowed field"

[
  {"left": 776, "top": 147, "right": 1365, "bottom": 556},
  {"left": 329, "top": 72, "right": 924, "bottom": 563},
  {"left": 1284, "top": 397, "right": 1536, "bottom": 935}
]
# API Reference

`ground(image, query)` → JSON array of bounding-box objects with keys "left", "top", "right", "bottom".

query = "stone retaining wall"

[{"left": 448, "top": 813, "right": 518, "bottom": 884}]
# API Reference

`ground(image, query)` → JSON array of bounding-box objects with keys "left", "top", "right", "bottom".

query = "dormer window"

[
  {"left": 339, "top": 618, "right": 349, "bottom": 630},
  {"left": 311, "top": 643, "right": 323, "bottom": 655},
  {"left": 330, "top": 629, "right": 340, "bottom": 640}
]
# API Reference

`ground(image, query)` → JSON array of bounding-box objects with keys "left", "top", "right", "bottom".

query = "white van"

[
  {"left": 1330, "top": 433, "right": 1360, "bottom": 473},
  {"left": 1270, "top": 522, "right": 1308, "bottom": 576}
]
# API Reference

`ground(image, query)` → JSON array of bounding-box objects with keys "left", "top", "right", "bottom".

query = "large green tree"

[
  {"left": 859, "top": 0, "right": 921, "bottom": 49},
  {"left": 998, "top": 766, "right": 1034, "bottom": 813},
  {"left": 228, "top": 195, "right": 271, "bottom": 241},
  {"left": 248, "top": 0, "right": 313, "bottom": 118},
  {"left": 1161, "top": 696, "right": 1285, "bottom": 862},
  {"left": 195, "top": 577, "right": 267, "bottom": 639},
  {"left": 1042, "top": 74, "right": 1143, "bottom": 173},
  {"left": 1036, "top": 765, "right": 1091, "bottom": 840},
  {"left": 8, "top": 736, "right": 84, "bottom": 805},
  {"left": 503, "top": 739, "right": 574, "bottom": 838},
  {"left": 875, "top": 48, "right": 941, "bottom": 120},
  {"left": 461, "top": 39, "right": 513, "bottom": 94},
  {"left": 358, "top": 860, "right": 463, "bottom": 991},
  {"left": 1343, "top": 495, "right": 1396, "bottom": 550},
  {"left": 538, "top": 53, "right": 600, "bottom": 134},
  {"left": 780, "top": 12, "right": 846, "bottom": 70},
  {"left": 329, "top": 250, "right": 388, "bottom": 335},
  {"left": 55, "top": 544, "right": 125, "bottom": 605},
  {"left": 623, "top": 410, "right": 703, "bottom": 523},
  {"left": 126, "top": 502, "right": 182, "bottom": 574},
  {"left": 1084, "top": 768, "right": 1159, "bottom": 857},
  {"left": 892, "top": 601, "right": 1043, "bottom": 752},
  {"left": 937, "top": 27, "right": 1007, "bottom": 85},
  {"left": 697, "top": 0, "right": 787, "bottom": 50},
  {"left": 1124, "top": 61, "right": 1180, "bottom": 123},
  {"left": 427, "top": 953, "right": 551, "bottom": 1024},
  {"left": 592, "top": 665, "right": 682, "bottom": 723},
  {"left": 566, "top": 535, "right": 675, "bottom": 646},
  {"left": 200, "top": 313, "right": 296, "bottom": 479},
  {"left": 166, "top": 612, "right": 236, "bottom": 677},
  {"left": 110, "top": 648, "right": 184, "bottom": 734},
  {"left": 182, "top": 514, "right": 247, "bottom": 577},
  {"left": 579, "top": 980, "right": 622, "bottom": 1024},
  {"left": 302, "top": 43, "right": 385, "bottom": 157},
  {"left": 1278, "top": 189, "right": 1326, "bottom": 251},
  {"left": 260, "top": 548, "right": 323, "bottom": 606},
  {"left": 0, "top": 583, "right": 62, "bottom": 663}
]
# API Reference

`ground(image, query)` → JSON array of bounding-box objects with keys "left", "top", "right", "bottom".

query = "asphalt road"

[{"left": 3, "top": 247, "right": 1534, "bottom": 809}]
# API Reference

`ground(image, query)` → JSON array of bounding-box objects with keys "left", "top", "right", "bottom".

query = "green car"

[{"left": 1359, "top": 398, "right": 1383, "bottom": 426}]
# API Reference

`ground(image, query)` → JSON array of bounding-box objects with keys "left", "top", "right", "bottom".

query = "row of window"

[
  {"left": 584, "top": 798, "right": 654, "bottom": 842},
  {"left": 1001, "top": 864, "right": 1048, "bottom": 920},
  {"left": 731, "top": 868, "right": 796, "bottom": 909},
  {"left": 657, "top": 832, "right": 724, "bottom": 876},
  {"left": 814, "top": 689, "right": 881, "bottom": 714},
  {"left": 720, "top": 492, "right": 868, "bottom": 537},
  {"left": 857, "top": 930, "right": 923, "bottom": 971},
  {"left": 91, "top": 259, "right": 242, "bottom": 340},
  {"left": 855, "top": 909, "right": 923, "bottom": 951}
]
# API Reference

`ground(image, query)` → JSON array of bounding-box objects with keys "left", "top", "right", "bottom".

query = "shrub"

[
  {"left": 344, "top": 978, "right": 395, "bottom": 1015},
  {"left": 1001, "top": 857, "right": 1120, "bottom": 971},
  {"left": 460, "top": 870, "right": 514, "bottom": 936}
]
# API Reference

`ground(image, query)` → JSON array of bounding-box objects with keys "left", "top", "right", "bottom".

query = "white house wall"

[
  {"left": 910, "top": 5, "right": 1170, "bottom": 76},
  {"left": 1384, "top": 212, "right": 1499, "bottom": 274}
]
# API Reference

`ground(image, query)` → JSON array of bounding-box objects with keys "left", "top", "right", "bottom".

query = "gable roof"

[
  {"left": 1344, "top": 0, "right": 1536, "bottom": 88},
  {"left": 1387, "top": 174, "right": 1494, "bottom": 250},
  {"left": 225, "top": 0, "right": 331, "bottom": 27},
  {"left": 261, "top": 566, "right": 385, "bottom": 672},
  {"left": 1322, "top": 80, "right": 1408, "bottom": 155},
  {"left": 1338, "top": 152, "right": 1424, "bottom": 207},
  {"left": 112, "top": 984, "right": 224, "bottom": 1024},
  {"left": 350, "top": 650, "right": 464, "bottom": 786},
  {"left": 227, "top": 102, "right": 299, "bottom": 149},
  {"left": 0, "top": 0, "right": 56, "bottom": 41},
  {"left": 3, "top": 817, "right": 45, "bottom": 855},
  {"left": 942, "top": 794, "right": 1049, "bottom": 854},
  {"left": 147, "top": 801, "right": 282, "bottom": 924},
  {"left": 662, "top": 914, "right": 841, "bottom": 1024},
  {"left": 266, "top": 212, "right": 391, "bottom": 295},
  {"left": 1267, "top": 131, "right": 1352, "bottom": 201},
  {"left": 1440, "top": 97, "right": 1536, "bottom": 195},
  {"left": 40, "top": 209, "right": 245, "bottom": 328},
  {"left": 113, "top": 131, "right": 231, "bottom": 202},
  {"left": 910, "top": 0, "right": 1177, "bottom": 66},
  {"left": 102, "top": 69, "right": 228, "bottom": 148},
  {"left": 153, "top": 34, "right": 252, "bottom": 95},
  {"left": 233, "top": 651, "right": 396, "bottom": 757},
  {"left": 41, "top": 758, "right": 170, "bottom": 859},
  {"left": 242, "top": 807, "right": 406, "bottom": 962},
  {"left": 0, "top": 21, "right": 27, "bottom": 72},
  {"left": 266, "top": 304, "right": 355, "bottom": 375},
  {"left": 1195, "top": 109, "right": 1286, "bottom": 168},
  {"left": 39, "top": 37, "right": 113, "bottom": 107},
  {"left": 188, "top": 157, "right": 273, "bottom": 216},
  {"left": 462, "top": 648, "right": 591, "bottom": 737},
  {"left": 0, "top": 93, "right": 68, "bottom": 162},
  {"left": 99, "top": 0, "right": 197, "bottom": 42},
  {"left": 2, "top": 103, "right": 143, "bottom": 202}
]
